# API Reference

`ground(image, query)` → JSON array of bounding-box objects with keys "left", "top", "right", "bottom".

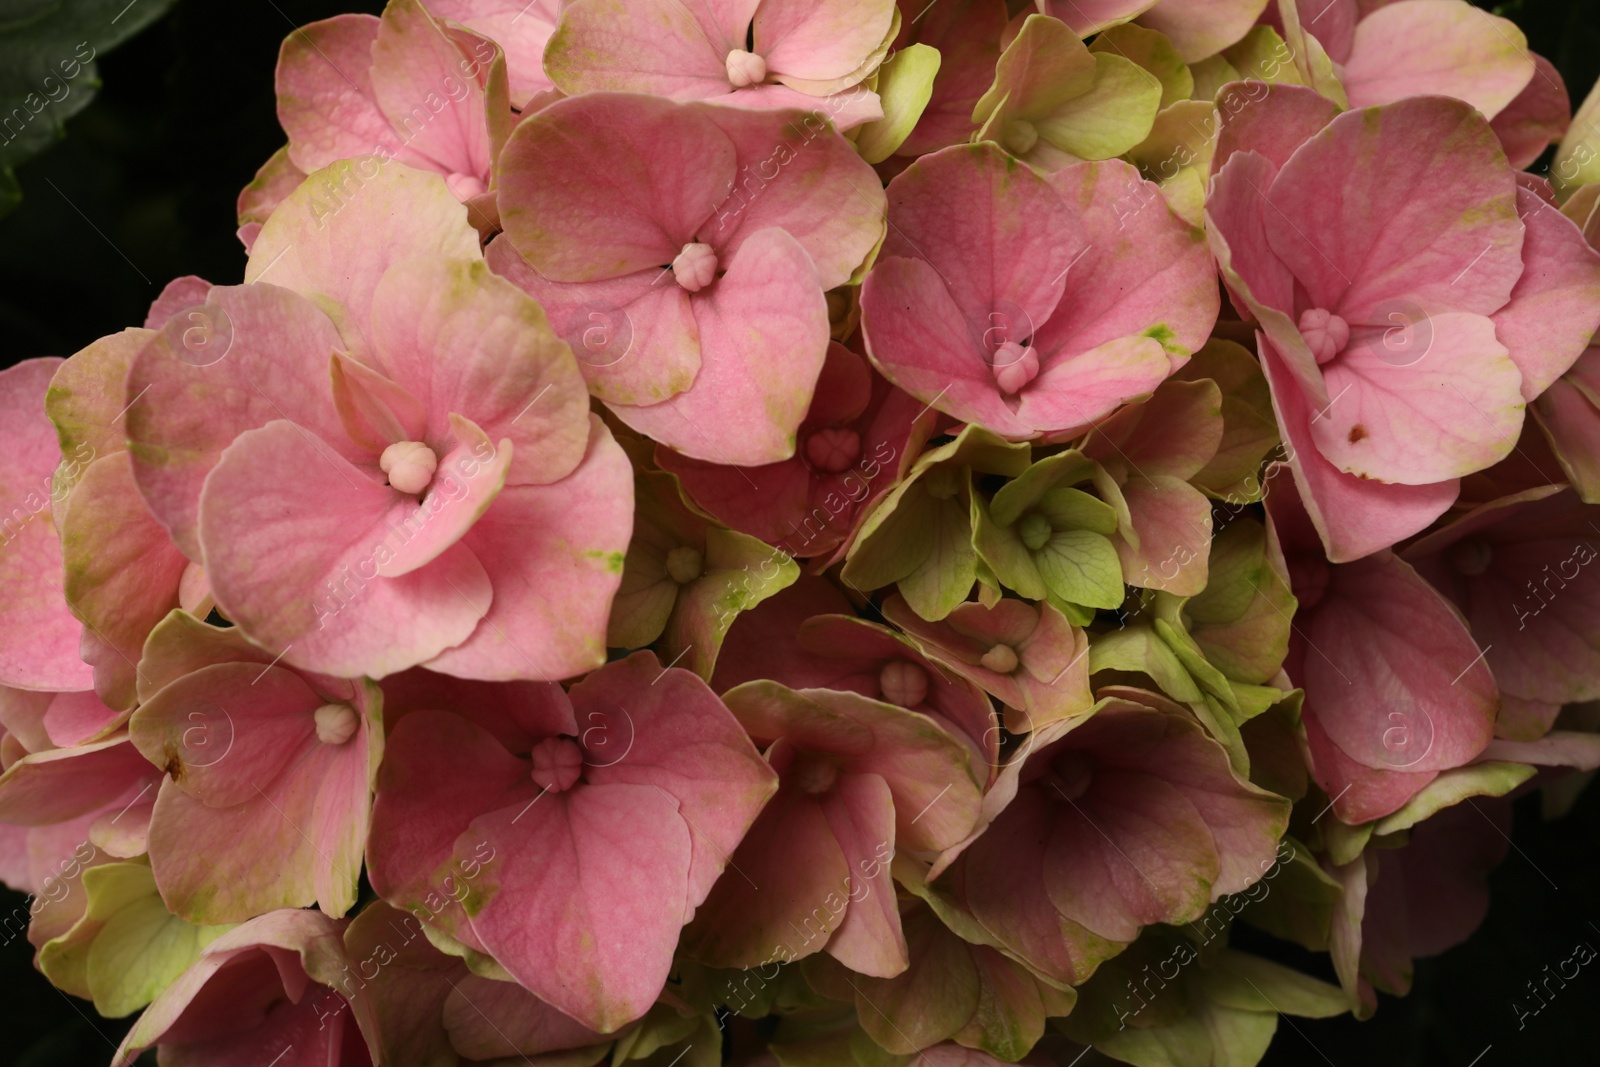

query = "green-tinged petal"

[
  {"left": 1183, "top": 518, "right": 1295, "bottom": 685},
  {"left": 1034, "top": 53, "right": 1164, "bottom": 162},
  {"left": 607, "top": 467, "right": 709, "bottom": 649},
  {"left": 844, "top": 482, "right": 941, "bottom": 591},
  {"left": 897, "top": 494, "right": 979, "bottom": 621},
  {"left": 1554, "top": 78, "right": 1600, "bottom": 201},
  {"left": 1206, "top": 950, "right": 1349, "bottom": 1018},
  {"left": 973, "top": 15, "right": 1098, "bottom": 133},
  {"left": 1235, "top": 838, "right": 1341, "bottom": 953},
  {"left": 40, "top": 862, "right": 234, "bottom": 1019},
  {"left": 1370, "top": 762, "right": 1537, "bottom": 836},
  {"left": 856, "top": 44, "right": 942, "bottom": 164},
  {"left": 1221, "top": 26, "right": 1302, "bottom": 86},
  {"left": 1189, "top": 54, "right": 1241, "bottom": 99},
  {"left": 990, "top": 449, "right": 1096, "bottom": 527},
  {"left": 1091, "top": 24, "right": 1193, "bottom": 109},
  {"left": 1036, "top": 529, "right": 1124, "bottom": 609},
  {"left": 1090, "top": 624, "right": 1203, "bottom": 704},
  {"left": 972, "top": 490, "right": 1047, "bottom": 599},
  {"left": 1173, "top": 339, "right": 1278, "bottom": 501},
  {"left": 1035, "top": 487, "right": 1119, "bottom": 536},
  {"left": 1124, "top": 99, "right": 1216, "bottom": 228},
  {"left": 665, "top": 529, "right": 799, "bottom": 679}
]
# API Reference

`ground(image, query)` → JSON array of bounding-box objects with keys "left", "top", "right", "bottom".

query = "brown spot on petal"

[
  {"left": 1348, "top": 424, "right": 1367, "bottom": 443},
  {"left": 162, "top": 745, "right": 185, "bottom": 783}
]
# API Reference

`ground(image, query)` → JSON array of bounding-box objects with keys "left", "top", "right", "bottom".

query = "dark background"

[{"left": 1, "top": 0, "right": 1598, "bottom": 1064}]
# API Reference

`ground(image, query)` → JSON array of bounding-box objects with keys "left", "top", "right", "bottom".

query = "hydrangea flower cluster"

[{"left": 4, "top": 0, "right": 1600, "bottom": 1064}]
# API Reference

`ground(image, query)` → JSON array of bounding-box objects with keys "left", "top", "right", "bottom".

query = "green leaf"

[
  {"left": 0, "top": 0, "right": 179, "bottom": 214},
  {"left": 855, "top": 43, "right": 941, "bottom": 164},
  {"left": 1036, "top": 529, "right": 1124, "bottom": 609},
  {"left": 1235, "top": 837, "right": 1342, "bottom": 953}
]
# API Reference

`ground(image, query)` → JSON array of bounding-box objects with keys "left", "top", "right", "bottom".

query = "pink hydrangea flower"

[
  {"left": 712, "top": 577, "right": 1000, "bottom": 776},
  {"left": 544, "top": 0, "right": 893, "bottom": 128},
  {"left": 932, "top": 690, "right": 1289, "bottom": 986},
  {"left": 129, "top": 611, "right": 382, "bottom": 923},
  {"left": 128, "top": 161, "right": 631, "bottom": 681},
  {"left": 0, "top": 719, "right": 159, "bottom": 953},
  {"left": 368, "top": 652, "right": 776, "bottom": 1032},
  {"left": 0, "top": 358, "right": 93, "bottom": 693},
  {"left": 1265, "top": 467, "right": 1498, "bottom": 823},
  {"left": 1405, "top": 487, "right": 1600, "bottom": 741},
  {"left": 1209, "top": 88, "right": 1600, "bottom": 560},
  {"left": 683, "top": 674, "right": 984, "bottom": 978},
  {"left": 861, "top": 142, "right": 1217, "bottom": 439},
  {"left": 427, "top": 0, "right": 560, "bottom": 108},
  {"left": 276, "top": 0, "right": 511, "bottom": 204},
  {"left": 115, "top": 909, "right": 378, "bottom": 1067},
  {"left": 1268, "top": 0, "right": 1539, "bottom": 125},
  {"left": 489, "top": 92, "right": 885, "bottom": 465},
  {"left": 49, "top": 307, "right": 199, "bottom": 712},
  {"left": 658, "top": 343, "right": 928, "bottom": 560}
]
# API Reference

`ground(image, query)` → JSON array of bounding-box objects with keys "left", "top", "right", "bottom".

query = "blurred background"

[{"left": 1, "top": 0, "right": 1597, "bottom": 1063}]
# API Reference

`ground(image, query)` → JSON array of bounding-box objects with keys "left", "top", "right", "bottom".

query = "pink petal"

[
  {"left": 861, "top": 254, "right": 1032, "bottom": 436},
  {"left": 1491, "top": 187, "right": 1600, "bottom": 401},
  {"left": 1340, "top": 0, "right": 1534, "bottom": 120},
  {"left": 1137, "top": 0, "right": 1269, "bottom": 61},
  {"left": 145, "top": 276, "right": 215, "bottom": 330},
  {"left": 1116, "top": 475, "right": 1213, "bottom": 595},
  {"left": 1312, "top": 311, "right": 1522, "bottom": 484},
  {"left": 368, "top": 709, "right": 526, "bottom": 945},
  {"left": 427, "top": 416, "right": 631, "bottom": 681},
  {"left": 755, "top": 0, "right": 896, "bottom": 85},
  {"left": 428, "top": 0, "right": 559, "bottom": 106},
  {"left": 1212, "top": 81, "right": 1339, "bottom": 176},
  {"left": 485, "top": 239, "right": 703, "bottom": 408},
  {"left": 545, "top": 0, "right": 737, "bottom": 98},
  {"left": 275, "top": 15, "right": 396, "bottom": 174},
  {"left": 497, "top": 92, "right": 735, "bottom": 281},
  {"left": 1260, "top": 341, "right": 1458, "bottom": 562},
  {"left": 0, "top": 358, "right": 93, "bottom": 691},
  {"left": 818, "top": 771, "right": 907, "bottom": 977},
  {"left": 610, "top": 228, "right": 830, "bottom": 465},
  {"left": 329, "top": 351, "right": 428, "bottom": 454},
  {"left": 1491, "top": 54, "right": 1571, "bottom": 169},
  {"left": 367, "top": 257, "right": 593, "bottom": 487},
  {"left": 570, "top": 651, "right": 777, "bottom": 917},
  {"left": 442, "top": 972, "right": 603, "bottom": 1058},
  {"left": 681, "top": 781, "right": 849, "bottom": 968},
  {"left": 0, "top": 737, "right": 153, "bottom": 825},
  {"left": 1265, "top": 97, "right": 1523, "bottom": 322},
  {"left": 59, "top": 455, "right": 188, "bottom": 710},
  {"left": 370, "top": 0, "right": 495, "bottom": 183},
  {"left": 696, "top": 103, "right": 886, "bottom": 290},
  {"left": 244, "top": 160, "right": 482, "bottom": 352},
  {"left": 126, "top": 283, "right": 357, "bottom": 559},
  {"left": 1041, "top": 0, "right": 1154, "bottom": 35},
  {"left": 199, "top": 420, "right": 492, "bottom": 678},
  {"left": 1296, "top": 551, "right": 1497, "bottom": 773},
  {"left": 466, "top": 784, "right": 691, "bottom": 1032},
  {"left": 879, "top": 143, "right": 1079, "bottom": 354}
]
